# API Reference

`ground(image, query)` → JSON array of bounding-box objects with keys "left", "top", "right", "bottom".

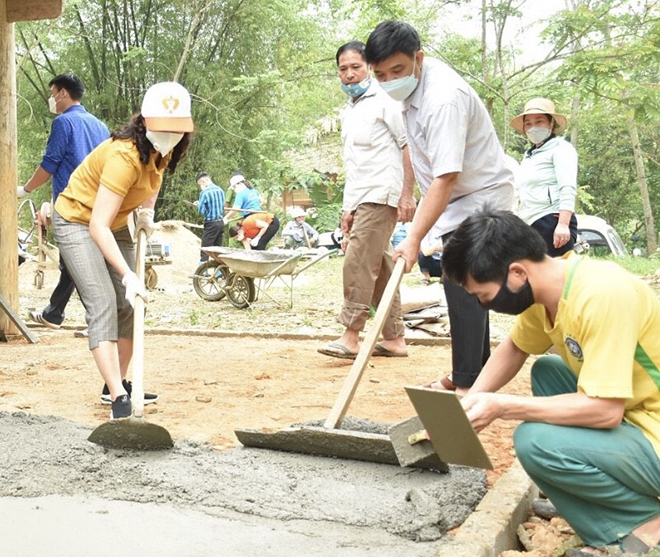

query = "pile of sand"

[{"left": 151, "top": 220, "right": 202, "bottom": 290}]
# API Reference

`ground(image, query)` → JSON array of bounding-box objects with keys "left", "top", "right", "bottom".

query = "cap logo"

[{"left": 162, "top": 96, "right": 180, "bottom": 113}]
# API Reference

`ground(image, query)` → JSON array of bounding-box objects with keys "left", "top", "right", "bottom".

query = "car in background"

[{"left": 576, "top": 214, "right": 629, "bottom": 257}]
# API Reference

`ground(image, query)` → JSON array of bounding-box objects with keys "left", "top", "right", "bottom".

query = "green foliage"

[
  {"left": 593, "top": 255, "right": 660, "bottom": 278},
  {"left": 308, "top": 202, "right": 343, "bottom": 233},
  {"left": 12, "top": 0, "right": 660, "bottom": 252}
]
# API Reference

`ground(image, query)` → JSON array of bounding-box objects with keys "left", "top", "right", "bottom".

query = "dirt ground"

[{"left": 1, "top": 331, "right": 531, "bottom": 487}]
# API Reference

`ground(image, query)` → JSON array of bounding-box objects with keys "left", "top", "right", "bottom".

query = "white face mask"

[
  {"left": 526, "top": 126, "right": 552, "bottom": 145},
  {"left": 146, "top": 130, "right": 184, "bottom": 157},
  {"left": 379, "top": 58, "right": 419, "bottom": 102},
  {"left": 48, "top": 90, "right": 63, "bottom": 114}
]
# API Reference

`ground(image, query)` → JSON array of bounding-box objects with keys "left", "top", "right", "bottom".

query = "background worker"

[
  {"left": 510, "top": 98, "right": 578, "bottom": 256},
  {"left": 228, "top": 212, "right": 280, "bottom": 251},
  {"left": 418, "top": 223, "right": 443, "bottom": 285},
  {"left": 282, "top": 208, "right": 319, "bottom": 248},
  {"left": 365, "top": 21, "right": 514, "bottom": 386},
  {"left": 441, "top": 207, "right": 660, "bottom": 557},
  {"left": 318, "top": 40, "right": 415, "bottom": 360},
  {"left": 52, "top": 81, "right": 193, "bottom": 419},
  {"left": 194, "top": 171, "right": 226, "bottom": 263},
  {"left": 223, "top": 171, "right": 262, "bottom": 223},
  {"left": 17, "top": 73, "right": 109, "bottom": 331}
]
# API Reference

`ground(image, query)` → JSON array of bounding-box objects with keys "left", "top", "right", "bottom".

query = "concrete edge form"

[
  {"left": 434, "top": 460, "right": 538, "bottom": 557},
  {"left": 24, "top": 324, "right": 455, "bottom": 346}
]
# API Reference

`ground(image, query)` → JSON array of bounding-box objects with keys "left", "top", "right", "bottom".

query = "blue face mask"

[
  {"left": 379, "top": 57, "right": 419, "bottom": 102},
  {"left": 341, "top": 77, "right": 371, "bottom": 98}
]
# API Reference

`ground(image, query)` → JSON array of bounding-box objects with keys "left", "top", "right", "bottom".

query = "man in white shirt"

[
  {"left": 365, "top": 21, "right": 514, "bottom": 390},
  {"left": 318, "top": 40, "right": 415, "bottom": 359}
]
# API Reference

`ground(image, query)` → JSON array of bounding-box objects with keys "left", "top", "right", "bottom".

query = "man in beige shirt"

[{"left": 318, "top": 40, "right": 415, "bottom": 359}]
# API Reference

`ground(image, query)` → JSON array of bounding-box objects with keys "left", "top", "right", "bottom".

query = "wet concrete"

[{"left": 0, "top": 411, "right": 488, "bottom": 554}]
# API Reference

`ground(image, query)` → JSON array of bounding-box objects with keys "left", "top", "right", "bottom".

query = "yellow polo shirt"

[
  {"left": 55, "top": 138, "right": 169, "bottom": 231},
  {"left": 510, "top": 253, "right": 660, "bottom": 457}
]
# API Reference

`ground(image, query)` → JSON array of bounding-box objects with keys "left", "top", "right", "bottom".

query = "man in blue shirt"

[
  {"left": 194, "top": 172, "right": 226, "bottom": 262},
  {"left": 17, "top": 73, "right": 110, "bottom": 331}
]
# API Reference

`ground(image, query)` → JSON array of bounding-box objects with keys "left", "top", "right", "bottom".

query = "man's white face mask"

[
  {"left": 146, "top": 130, "right": 184, "bottom": 157},
  {"left": 48, "top": 90, "right": 65, "bottom": 114}
]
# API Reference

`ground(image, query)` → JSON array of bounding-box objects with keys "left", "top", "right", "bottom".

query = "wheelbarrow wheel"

[
  {"left": 193, "top": 261, "right": 228, "bottom": 301},
  {"left": 226, "top": 274, "right": 256, "bottom": 309}
]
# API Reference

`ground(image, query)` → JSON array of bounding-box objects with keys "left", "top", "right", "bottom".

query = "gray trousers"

[{"left": 53, "top": 210, "right": 135, "bottom": 350}]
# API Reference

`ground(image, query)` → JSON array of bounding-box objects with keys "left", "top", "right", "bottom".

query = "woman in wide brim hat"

[
  {"left": 510, "top": 97, "right": 578, "bottom": 257},
  {"left": 510, "top": 97, "right": 568, "bottom": 135}
]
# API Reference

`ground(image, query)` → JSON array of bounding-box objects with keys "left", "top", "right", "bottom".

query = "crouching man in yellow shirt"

[{"left": 439, "top": 207, "right": 660, "bottom": 557}]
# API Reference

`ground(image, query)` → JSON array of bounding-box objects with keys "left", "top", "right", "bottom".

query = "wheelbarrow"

[
  {"left": 17, "top": 199, "right": 57, "bottom": 288},
  {"left": 191, "top": 247, "right": 336, "bottom": 309}
]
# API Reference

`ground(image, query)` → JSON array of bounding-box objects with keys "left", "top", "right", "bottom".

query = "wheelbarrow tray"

[{"left": 203, "top": 247, "right": 301, "bottom": 278}]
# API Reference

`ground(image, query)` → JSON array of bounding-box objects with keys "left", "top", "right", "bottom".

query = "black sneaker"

[
  {"left": 110, "top": 394, "right": 132, "bottom": 419},
  {"left": 101, "top": 380, "right": 159, "bottom": 405}
]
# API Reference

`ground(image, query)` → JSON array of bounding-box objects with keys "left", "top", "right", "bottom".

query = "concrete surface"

[{"left": 0, "top": 411, "right": 498, "bottom": 556}]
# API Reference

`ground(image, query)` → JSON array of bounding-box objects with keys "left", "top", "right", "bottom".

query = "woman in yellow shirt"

[{"left": 53, "top": 82, "right": 193, "bottom": 420}]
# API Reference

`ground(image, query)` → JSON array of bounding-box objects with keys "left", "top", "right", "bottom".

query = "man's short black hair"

[
  {"left": 365, "top": 20, "right": 421, "bottom": 65},
  {"left": 196, "top": 171, "right": 210, "bottom": 182},
  {"left": 442, "top": 207, "right": 547, "bottom": 286},
  {"left": 335, "top": 41, "right": 366, "bottom": 66},
  {"left": 228, "top": 224, "right": 241, "bottom": 238},
  {"left": 48, "top": 73, "right": 84, "bottom": 101}
]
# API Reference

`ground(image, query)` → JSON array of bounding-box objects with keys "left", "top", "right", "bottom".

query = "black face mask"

[{"left": 480, "top": 279, "right": 535, "bottom": 315}]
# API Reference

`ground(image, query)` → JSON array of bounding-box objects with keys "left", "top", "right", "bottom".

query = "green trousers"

[{"left": 514, "top": 355, "right": 660, "bottom": 546}]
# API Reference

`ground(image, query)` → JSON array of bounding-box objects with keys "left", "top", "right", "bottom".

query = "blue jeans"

[{"left": 514, "top": 355, "right": 660, "bottom": 546}]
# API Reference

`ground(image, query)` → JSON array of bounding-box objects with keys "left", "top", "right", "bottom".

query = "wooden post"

[{"left": 0, "top": 0, "right": 18, "bottom": 335}]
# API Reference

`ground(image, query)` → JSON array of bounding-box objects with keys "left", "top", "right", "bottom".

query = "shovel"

[{"left": 88, "top": 228, "right": 173, "bottom": 450}]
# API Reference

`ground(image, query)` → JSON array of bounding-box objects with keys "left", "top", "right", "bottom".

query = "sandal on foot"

[
  {"left": 317, "top": 342, "right": 357, "bottom": 360},
  {"left": 439, "top": 375, "right": 457, "bottom": 391},
  {"left": 372, "top": 344, "right": 408, "bottom": 358},
  {"left": 621, "top": 533, "right": 658, "bottom": 555}
]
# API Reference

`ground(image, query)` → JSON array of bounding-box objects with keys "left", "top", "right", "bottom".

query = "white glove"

[
  {"left": 17, "top": 186, "right": 28, "bottom": 199},
  {"left": 193, "top": 200, "right": 199, "bottom": 207},
  {"left": 121, "top": 271, "right": 148, "bottom": 308},
  {"left": 135, "top": 207, "right": 158, "bottom": 238},
  {"left": 250, "top": 237, "right": 260, "bottom": 247}
]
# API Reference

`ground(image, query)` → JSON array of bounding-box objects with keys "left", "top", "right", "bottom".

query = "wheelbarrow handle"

[{"left": 292, "top": 248, "right": 338, "bottom": 277}]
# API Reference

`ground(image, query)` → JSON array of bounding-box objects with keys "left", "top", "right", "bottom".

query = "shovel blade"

[{"left": 88, "top": 417, "right": 173, "bottom": 450}]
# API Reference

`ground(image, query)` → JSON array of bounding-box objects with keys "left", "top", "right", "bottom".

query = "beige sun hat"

[{"left": 510, "top": 98, "right": 567, "bottom": 135}]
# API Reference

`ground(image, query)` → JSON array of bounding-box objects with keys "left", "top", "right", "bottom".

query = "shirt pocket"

[{"left": 350, "top": 121, "right": 374, "bottom": 147}]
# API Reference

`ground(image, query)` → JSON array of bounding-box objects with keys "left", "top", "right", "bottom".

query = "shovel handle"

[
  {"left": 324, "top": 256, "right": 406, "bottom": 429},
  {"left": 132, "top": 229, "right": 147, "bottom": 418}
]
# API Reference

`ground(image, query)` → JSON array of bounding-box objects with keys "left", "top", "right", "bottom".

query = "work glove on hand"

[
  {"left": 122, "top": 271, "right": 148, "bottom": 308},
  {"left": 135, "top": 208, "right": 158, "bottom": 238},
  {"left": 17, "top": 186, "right": 29, "bottom": 199},
  {"left": 249, "top": 237, "right": 260, "bottom": 247}
]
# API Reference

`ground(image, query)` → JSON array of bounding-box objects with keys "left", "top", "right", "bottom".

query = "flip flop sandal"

[
  {"left": 317, "top": 341, "right": 358, "bottom": 360},
  {"left": 621, "top": 533, "right": 658, "bottom": 555},
  {"left": 371, "top": 344, "right": 408, "bottom": 358},
  {"left": 440, "top": 375, "right": 457, "bottom": 391}
]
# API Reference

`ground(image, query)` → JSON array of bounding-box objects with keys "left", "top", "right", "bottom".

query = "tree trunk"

[
  {"left": 569, "top": 89, "right": 580, "bottom": 147},
  {"left": 0, "top": 0, "right": 18, "bottom": 334},
  {"left": 626, "top": 112, "right": 657, "bottom": 254}
]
